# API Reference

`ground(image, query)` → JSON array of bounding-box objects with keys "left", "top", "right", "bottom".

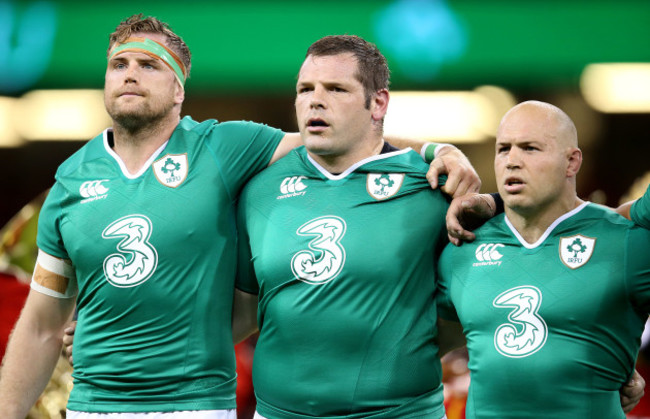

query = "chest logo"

[
  {"left": 367, "top": 173, "right": 404, "bottom": 200},
  {"left": 559, "top": 234, "right": 595, "bottom": 269},
  {"left": 79, "top": 179, "right": 110, "bottom": 203},
  {"left": 493, "top": 286, "right": 548, "bottom": 358},
  {"left": 278, "top": 176, "right": 307, "bottom": 199},
  {"left": 291, "top": 216, "right": 346, "bottom": 285},
  {"left": 473, "top": 243, "right": 504, "bottom": 266},
  {"left": 102, "top": 215, "right": 158, "bottom": 288},
  {"left": 153, "top": 154, "right": 188, "bottom": 188}
]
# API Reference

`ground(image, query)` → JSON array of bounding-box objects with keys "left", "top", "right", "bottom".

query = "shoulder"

[
  {"left": 241, "top": 148, "right": 305, "bottom": 197},
  {"left": 378, "top": 148, "right": 430, "bottom": 173},
  {"left": 55, "top": 131, "right": 107, "bottom": 178},
  {"left": 178, "top": 116, "right": 282, "bottom": 139},
  {"left": 473, "top": 213, "right": 510, "bottom": 238},
  {"left": 580, "top": 203, "right": 636, "bottom": 230},
  {"left": 362, "top": 149, "right": 437, "bottom": 192}
]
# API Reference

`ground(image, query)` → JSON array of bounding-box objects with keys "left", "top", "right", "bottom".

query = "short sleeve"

[
  {"left": 206, "top": 121, "right": 284, "bottom": 199},
  {"left": 630, "top": 185, "right": 650, "bottom": 229},
  {"left": 436, "top": 244, "right": 459, "bottom": 321},
  {"left": 625, "top": 226, "right": 650, "bottom": 312},
  {"left": 36, "top": 183, "right": 69, "bottom": 260}
]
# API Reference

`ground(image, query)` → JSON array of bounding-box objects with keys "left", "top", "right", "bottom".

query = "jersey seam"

[{"left": 203, "top": 137, "right": 235, "bottom": 203}]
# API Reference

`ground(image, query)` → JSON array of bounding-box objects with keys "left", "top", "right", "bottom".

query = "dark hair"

[
  {"left": 306, "top": 35, "right": 390, "bottom": 108},
  {"left": 107, "top": 14, "right": 191, "bottom": 77}
]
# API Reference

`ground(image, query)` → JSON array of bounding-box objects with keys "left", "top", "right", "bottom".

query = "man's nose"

[{"left": 310, "top": 86, "right": 326, "bottom": 109}]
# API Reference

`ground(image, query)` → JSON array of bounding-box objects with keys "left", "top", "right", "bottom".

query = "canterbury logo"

[
  {"left": 278, "top": 176, "right": 307, "bottom": 199},
  {"left": 80, "top": 180, "right": 109, "bottom": 203},
  {"left": 473, "top": 243, "right": 504, "bottom": 266}
]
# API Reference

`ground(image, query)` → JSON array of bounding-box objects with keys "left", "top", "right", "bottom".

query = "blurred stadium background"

[{"left": 0, "top": 0, "right": 649, "bottom": 418}]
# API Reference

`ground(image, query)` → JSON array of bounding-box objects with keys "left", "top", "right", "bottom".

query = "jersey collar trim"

[
  {"left": 103, "top": 129, "right": 169, "bottom": 179},
  {"left": 306, "top": 147, "right": 413, "bottom": 180},
  {"left": 505, "top": 201, "right": 590, "bottom": 249}
]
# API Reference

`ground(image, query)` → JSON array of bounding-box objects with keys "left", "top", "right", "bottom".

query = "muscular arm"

[
  {"left": 269, "top": 133, "right": 302, "bottom": 166},
  {"left": 232, "top": 289, "right": 258, "bottom": 344},
  {"left": 0, "top": 267, "right": 75, "bottom": 418}
]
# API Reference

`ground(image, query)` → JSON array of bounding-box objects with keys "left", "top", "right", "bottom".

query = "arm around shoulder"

[{"left": 269, "top": 132, "right": 303, "bottom": 166}]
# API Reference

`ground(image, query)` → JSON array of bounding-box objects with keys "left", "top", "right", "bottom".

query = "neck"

[
  {"left": 310, "top": 137, "right": 385, "bottom": 174},
  {"left": 111, "top": 113, "right": 180, "bottom": 175},
  {"left": 505, "top": 193, "right": 583, "bottom": 244}
]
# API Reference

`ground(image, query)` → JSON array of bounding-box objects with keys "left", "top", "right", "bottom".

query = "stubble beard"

[{"left": 106, "top": 95, "right": 175, "bottom": 135}]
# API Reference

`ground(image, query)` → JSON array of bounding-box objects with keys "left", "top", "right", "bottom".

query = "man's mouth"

[
  {"left": 307, "top": 118, "right": 329, "bottom": 132},
  {"left": 119, "top": 91, "right": 143, "bottom": 97},
  {"left": 308, "top": 118, "right": 328, "bottom": 127},
  {"left": 504, "top": 176, "right": 525, "bottom": 193}
]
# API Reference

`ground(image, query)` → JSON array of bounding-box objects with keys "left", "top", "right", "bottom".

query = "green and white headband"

[{"left": 108, "top": 37, "right": 187, "bottom": 86}]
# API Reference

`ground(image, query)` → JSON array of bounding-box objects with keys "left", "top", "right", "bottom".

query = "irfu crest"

[
  {"left": 559, "top": 234, "right": 596, "bottom": 269},
  {"left": 153, "top": 153, "right": 188, "bottom": 188},
  {"left": 366, "top": 173, "right": 404, "bottom": 200}
]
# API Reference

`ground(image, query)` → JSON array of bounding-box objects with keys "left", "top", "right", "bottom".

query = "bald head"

[
  {"left": 498, "top": 100, "right": 578, "bottom": 149},
  {"left": 494, "top": 100, "right": 583, "bottom": 227}
]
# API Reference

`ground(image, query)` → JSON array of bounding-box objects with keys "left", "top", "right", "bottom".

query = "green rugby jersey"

[
  {"left": 37, "top": 117, "right": 283, "bottom": 412},
  {"left": 237, "top": 146, "right": 449, "bottom": 419},
  {"left": 631, "top": 184, "right": 650, "bottom": 229},
  {"left": 437, "top": 202, "right": 650, "bottom": 418}
]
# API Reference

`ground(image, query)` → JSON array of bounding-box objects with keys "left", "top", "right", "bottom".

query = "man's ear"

[
  {"left": 371, "top": 88, "right": 389, "bottom": 122},
  {"left": 566, "top": 147, "right": 582, "bottom": 177},
  {"left": 174, "top": 82, "right": 185, "bottom": 105}
]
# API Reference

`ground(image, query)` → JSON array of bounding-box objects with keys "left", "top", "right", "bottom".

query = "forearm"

[{"left": 0, "top": 292, "right": 74, "bottom": 418}]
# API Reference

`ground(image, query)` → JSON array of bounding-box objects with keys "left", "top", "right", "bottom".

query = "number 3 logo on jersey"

[
  {"left": 291, "top": 216, "right": 346, "bottom": 285},
  {"left": 493, "top": 286, "right": 548, "bottom": 358},
  {"left": 102, "top": 215, "right": 158, "bottom": 288}
]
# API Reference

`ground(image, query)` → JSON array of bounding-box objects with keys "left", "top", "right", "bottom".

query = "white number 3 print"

[
  {"left": 291, "top": 216, "right": 346, "bottom": 285},
  {"left": 102, "top": 214, "right": 158, "bottom": 288},
  {"left": 493, "top": 285, "right": 548, "bottom": 358}
]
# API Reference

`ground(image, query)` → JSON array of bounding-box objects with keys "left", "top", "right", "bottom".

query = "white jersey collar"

[
  {"left": 505, "top": 201, "right": 590, "bottom": 249},
  {"left": 103, "top": 128, "right": 169, "bottom": 179},
  {"left": 306, "top": 147, "right": 413, "bottom": 180}
]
